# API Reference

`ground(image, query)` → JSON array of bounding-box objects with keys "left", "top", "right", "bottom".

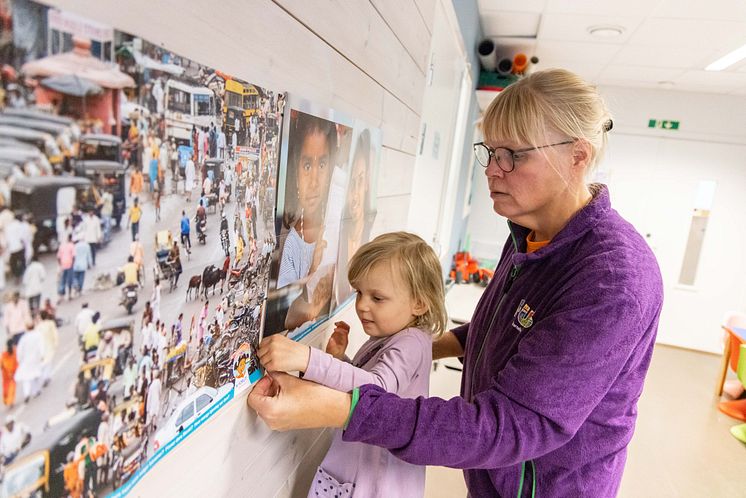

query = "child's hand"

[
  {"left": 326, "top": 321, "right": 350, "bottom": 360},
  {"left": 257, "top": 335, "right": 311, "bottom": 373}
]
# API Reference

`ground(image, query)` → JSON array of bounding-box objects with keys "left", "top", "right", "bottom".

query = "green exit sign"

[{"left": 648, "top": 119, "right": 680, "bottom": 130}]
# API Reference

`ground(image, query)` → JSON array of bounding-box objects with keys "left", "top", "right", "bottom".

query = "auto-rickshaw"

[
  {"left": 80, "top": 357, "right": 116, "bottom": 383},
  {"left": 0, "top": 116, "right": 74, "bottom": 166},
  {"left": 0, "top": 408, "right": 101, "bottom": 498},
  {"left": 0, "top": 126, "right": 63, "bottom": 170},
  {"left": 0, "top": 145, "right": 54, "bottom": 176},
  {"left": 153, "top": 230, "right": 178, "bottom": 291},
  {"left": 204, "top": 158, "right": 228, "bottom": 209},
  {"left": 99, "top": 317, "right": 135, "bottom": 374},
  {"left": 10, "top": 176, "right": 99, "bottom": 252},
  {"left": 204, "top": 158, "right": 224, "bottom": 184},
  {"left": 1, "top": 108, "right": 81, "bottom": 141},
  {"left": 0, "top": 161, "right": 22, "bottom": 208},
  {"left": 110, "top": 396, "right": 145, "bottom": 489},
  {"left": 74, "top": 134, "right": 127, "bottom": 226}
]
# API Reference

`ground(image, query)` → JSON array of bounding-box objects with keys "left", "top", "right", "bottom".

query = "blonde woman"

[{"left": 249, "top": 69, "right": 663, "bottom": 497}]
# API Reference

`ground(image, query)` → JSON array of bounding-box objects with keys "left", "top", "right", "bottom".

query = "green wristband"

[{"left": 344, "top": 387, "right": 360, "bottom": 430}]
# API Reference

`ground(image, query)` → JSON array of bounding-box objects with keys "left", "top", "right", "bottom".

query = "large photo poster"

[
  {"left": 0, "top": 1, "right": 284, "bottom": 496},
  {"left": 265, "top": 107, "right": 380, "bottom": 341}
]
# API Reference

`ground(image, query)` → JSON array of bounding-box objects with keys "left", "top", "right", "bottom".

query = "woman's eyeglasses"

[{"left": 473, "top": 140, "right": 575, "bottom": 172}]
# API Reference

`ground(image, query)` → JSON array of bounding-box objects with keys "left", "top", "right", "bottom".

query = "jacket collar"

[{"left": 509, "top": 183, "right": 611, "bottom": 266}]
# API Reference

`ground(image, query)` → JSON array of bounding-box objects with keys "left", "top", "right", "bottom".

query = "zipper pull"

[{"left": 504, "top": 266, "right": 520, "bottom": 294}]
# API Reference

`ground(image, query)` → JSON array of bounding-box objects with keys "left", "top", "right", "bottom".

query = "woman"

[
  {"left": 276, "top": 112, "right": 337, "bottom": 330},
  {"left": 249, "top": 69, "right": 664, "bottom": 497},
  {"left": 185, "top": 157, "right": 196, "bottom": 202},
  {"left": 334, "top": 129, "right": 374, "bottom": 308}
]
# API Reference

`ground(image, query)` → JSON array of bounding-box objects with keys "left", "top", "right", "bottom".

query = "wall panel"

[{"left": 35, "top": 0, "right": 436, "bottom": 496}]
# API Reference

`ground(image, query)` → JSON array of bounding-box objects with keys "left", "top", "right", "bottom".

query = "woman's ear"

[{"left": 571, "top": 140, "right": 592, "bottom": 172}]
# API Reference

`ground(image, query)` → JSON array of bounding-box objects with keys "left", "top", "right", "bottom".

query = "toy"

[{"left": 449, "top": 251, "right": 494, "bottom": 286}]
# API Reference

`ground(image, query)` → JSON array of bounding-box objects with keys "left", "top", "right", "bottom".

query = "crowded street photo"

[{"left": 0, "top": 2, "right": 284, "bottom": 495}]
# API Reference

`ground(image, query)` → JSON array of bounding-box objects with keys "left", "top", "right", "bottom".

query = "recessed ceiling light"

[
  {"left": 587, "top": 25, "right": 625, "bottom": 38},
  {"left": 705, "top": 43, "right": 746, "bottom": 71},
  {"left": 658, "top": 81, "right": 675, "bottom": 89}
]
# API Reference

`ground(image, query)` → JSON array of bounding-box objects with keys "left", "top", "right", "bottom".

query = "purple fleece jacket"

[{"left": 342, "top": 185, "right": 663, "bottom": 497}]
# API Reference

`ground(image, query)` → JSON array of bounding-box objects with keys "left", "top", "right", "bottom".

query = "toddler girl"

[{"left": 257, "top": 231, "right": 447, "bottom": 498}]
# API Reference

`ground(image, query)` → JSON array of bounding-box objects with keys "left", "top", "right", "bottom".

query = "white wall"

[
  {"left": 599, "top": 86, "right": 746, "bottom": 354},
  {"left": 406, "top": 0, "right": 469, "bottom": 257},
  {"left": 40, "top": 0, "right": 436, "bottom": 495},
  {"left": 464, "top": 84, "right": 746, "bottom": 354}
]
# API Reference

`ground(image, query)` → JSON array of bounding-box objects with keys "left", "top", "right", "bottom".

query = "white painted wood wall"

[{"left": 40, "top": 0, "right": 437, "bottom": 495}]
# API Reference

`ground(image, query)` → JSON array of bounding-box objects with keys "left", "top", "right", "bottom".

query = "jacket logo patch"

[{"left": 512, "top": 299, "right": 535, "bottom": 332}]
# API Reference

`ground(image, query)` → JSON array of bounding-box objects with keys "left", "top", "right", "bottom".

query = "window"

[
  {"left": 226, "top": 92, "right": 242, "bottom": 109},
  {"left": 245, "top": 94, "right": 259, "bottom": 111},
  {"left": 103, "top": 41, "right": 113, "bottom": 62},
  {"left": 678, "top": 180, "right": 716, "bottom": 286},
  {"left": 91, "top": 40, "right": 102, "bottom": 59},
  {"left": 80, "top": 142, "right": 119, "bottom": 162},
  {"left": 176, "top": 402, "right": 195, "bottom": 427},
  {"left": 167, "top": 88, "right": 191, "bottom": 115},
  {"left": 195, "top": 393, "right": 212, "bottom": 413},
  {"left": 194, "top": 94, "right": 212, "bottom": 116}
]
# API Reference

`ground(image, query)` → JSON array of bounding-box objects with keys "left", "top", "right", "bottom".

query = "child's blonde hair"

[{"left": 348, "top": 232, "right": 447, "bottom": 336}]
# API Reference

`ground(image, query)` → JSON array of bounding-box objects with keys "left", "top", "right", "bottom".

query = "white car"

[{"left": 153, "top": 383, "right": 233, "bottom": 452}]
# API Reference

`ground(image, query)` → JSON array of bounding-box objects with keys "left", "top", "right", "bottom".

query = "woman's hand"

[
  {"left": 247, "top": 373, "right": 351, "bottom": 431},
  {"left": 257, "top": 334, "right": 311, "bottom": 373},
  {"left": 310, "top": 272, "right": 333, "bottom": 310},
  {"left": 309, "top": 236, "right": 327, "bottom": 274},
  {"left": 326, "top": 321, "right": 350, "bottom": 360}
]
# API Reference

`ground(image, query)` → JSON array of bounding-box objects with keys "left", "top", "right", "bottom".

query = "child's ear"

[{"left": 412, "top": 300, "right": 428, "bottom": 317}]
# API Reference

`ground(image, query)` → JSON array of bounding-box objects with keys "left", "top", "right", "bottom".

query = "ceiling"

[{"left": 477, "top": 0, "right": 746, "bottom": 95}]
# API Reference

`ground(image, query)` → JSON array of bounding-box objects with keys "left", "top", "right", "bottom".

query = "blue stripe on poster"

[
  {"left": 107, "top": 387, "right": 235, "bottom": 498},
  {"left": 109, "top": 294, "right": 356, "bottom": 496}
]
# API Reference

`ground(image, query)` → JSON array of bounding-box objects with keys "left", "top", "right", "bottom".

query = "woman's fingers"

[{"left": 254, "top": 374, "right": 277, "bottom": 396}]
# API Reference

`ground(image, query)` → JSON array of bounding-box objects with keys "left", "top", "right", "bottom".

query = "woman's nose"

[{"left": 484, "top": 158, "right": 504, "bottom": 179}]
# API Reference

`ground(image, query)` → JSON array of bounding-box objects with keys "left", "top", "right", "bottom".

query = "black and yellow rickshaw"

[
  {"left": 10, "top": 176, "right": 99, "bottom": 252},
  {"left": 0, "top": 126, "right": 64, "bottom": 170},
  {"left": 99, "top": 317, "right": 135, "bottom": 375},
  {"left": 74, "top": 134, "right": 127, "bottom": 226},
  {"left": 110, "top": 395, "right": 146, "bottom": 489},
  {"left": 0, "top": 116, "right": 75, "bottom": 168},
  {"left": 0, "top": 408, "right": 101, "bottom": 498}
]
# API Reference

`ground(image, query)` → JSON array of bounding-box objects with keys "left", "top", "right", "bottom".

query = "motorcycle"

[
  {"left": 196, "top": 216, "right": 207, "bottom": 245},
  {"left": 220, "top": 229, "right": 230, "bottom": 257},
  {"left": 120, "top": 284, "right": 139, "bottom": 314}
]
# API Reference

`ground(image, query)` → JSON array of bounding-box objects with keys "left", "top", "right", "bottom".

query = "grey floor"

[{"left": 424, "top": 343, "right": 746, "bottom": 498}]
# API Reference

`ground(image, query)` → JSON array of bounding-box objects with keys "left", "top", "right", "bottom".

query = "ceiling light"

[
  {"left": 587, "top": 25, "right": 624, "bottom": 38},
  {"left": 657, "top": 81, "right": 675, "bottom": 89},
  {"left": 705, "top": 43, "right": 746, "bottom": 71}
]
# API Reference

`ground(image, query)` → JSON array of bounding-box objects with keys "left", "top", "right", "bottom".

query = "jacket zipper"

[{"left": 468, "top": 264, "right": 520, "bottom": 401}]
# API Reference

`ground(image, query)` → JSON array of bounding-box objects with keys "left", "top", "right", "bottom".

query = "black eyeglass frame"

[{"left": 473, "top": 140, "right": 576, "bottom": 172}]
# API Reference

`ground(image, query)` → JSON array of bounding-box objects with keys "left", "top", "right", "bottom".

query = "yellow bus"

[{"left": 223, "top": 78, "right": 261, "bottom": 132}]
